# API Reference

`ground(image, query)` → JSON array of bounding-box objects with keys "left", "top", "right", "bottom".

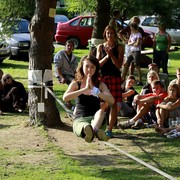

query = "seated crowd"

[{"left": 118, "top": 67, "right": 180, "bottom": 138}]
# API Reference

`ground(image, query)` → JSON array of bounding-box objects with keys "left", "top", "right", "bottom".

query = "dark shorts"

[
  {"left": 126, "top": 51, "right": 141, "bottom": 66},
  {"left": 101, "top": 76, "right": 122, "bottom": 103}
]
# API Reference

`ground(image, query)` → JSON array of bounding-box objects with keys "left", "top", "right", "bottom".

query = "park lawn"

[{"left": 0, "top": 45, "right": 180, "bottom": 180}]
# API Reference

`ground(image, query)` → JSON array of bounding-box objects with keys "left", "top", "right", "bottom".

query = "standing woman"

[
  {"left": 153, "top": 23, "right": 171, "bottom": 75},
  {"left": 63, "top": 55, "right": 114, "bottom": 143},
  {"left": 96, "top": 25, "right": 124, "bottom": 138}
]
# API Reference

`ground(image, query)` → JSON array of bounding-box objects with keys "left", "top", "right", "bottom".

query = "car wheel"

[
  {"left": 9, "top": 53, "right": 19, "bottom": 60},
  {"left": 9, "top": 53, "right": 15, "bottom": 60},
  {"left": 68, "top": 37, "right": 80, "bottom": 49}
]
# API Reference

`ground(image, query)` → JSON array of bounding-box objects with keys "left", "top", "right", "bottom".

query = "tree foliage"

[
  {"left": 65, "top": 0, "right": 180, "bottom": 26},
  {"left": 0, "top": 0, "right": 35, "bottom": 36},
  {"left": 0, "top": 0, "right": 34, "bottom": 20},
  {"left": 65, "top": 0, "right": 97, "bottom": 14}
]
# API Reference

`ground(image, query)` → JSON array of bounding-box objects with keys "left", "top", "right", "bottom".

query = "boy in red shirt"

[{"left": 118, "top": 80, "right": 168, "bottom": 129}]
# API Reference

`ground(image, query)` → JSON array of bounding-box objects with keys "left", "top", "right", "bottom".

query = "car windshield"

[
  {"left": 142, "top": 17, "right": 158, "bottom": 27},
  {"left": 13, "top": 20, "right": 29, "bottom": 33}
]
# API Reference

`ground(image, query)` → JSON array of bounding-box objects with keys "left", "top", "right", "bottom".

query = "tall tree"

[
  {"left": 0, "top": 0, "right": 62, "bottom": 127},
  {"left": 91, "top": 0, "right": 110, "bottom": 46},
  {"left": 28, "top": 0, "right": 62, "bottom": 127}
]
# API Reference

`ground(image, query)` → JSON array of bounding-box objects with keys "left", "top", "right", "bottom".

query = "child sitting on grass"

[
  {"left": 118, "top": 80, "right": 168, "bottom": 129},
  {"left": 156, "top": 83, "right": 180, "bottom": 127},
  {"left": 118, "top": 75, "right": 138, "bottom": 117},
  {"left": 169, "top": 67, "right": 180, "bottom": 88},
  {"left": 140, "top": 70, "right": 159, "bottom": 95}
]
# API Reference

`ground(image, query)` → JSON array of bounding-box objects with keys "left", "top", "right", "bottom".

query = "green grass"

[{"left": 0, "top": 46, "right": 180, "bottom": 179}]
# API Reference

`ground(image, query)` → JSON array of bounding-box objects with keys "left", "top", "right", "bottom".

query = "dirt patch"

[
  {"left": 0, "top": 113, "right": 148, "bottom": 166},
  {"left": 0, "top": 116, "right": 55, "bottom": 165}
]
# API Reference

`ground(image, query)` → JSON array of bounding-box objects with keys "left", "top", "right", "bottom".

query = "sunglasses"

[{"left": 4, "top": 76, "right": 11, "bottom": 82}]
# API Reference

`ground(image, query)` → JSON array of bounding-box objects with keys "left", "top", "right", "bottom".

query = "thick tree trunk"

[
  {"left": 91, "top": 0, "right": 110, "bottom": 46},
  {"left": 28, "top": 0, "right": 62, "bottom": 127}
]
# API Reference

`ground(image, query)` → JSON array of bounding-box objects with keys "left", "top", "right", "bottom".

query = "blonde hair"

[
  {"left": 1, "top": 74, "right": 13, "bottom": 85},
  {"left": 168, "top": 83, "right": 180, "bottom": 98},
  {"left": 147, "top": 70, "right": 159, "bottom": 84},
  {"left": 130, "top": 16, "right": 140, "bottom": 24}
]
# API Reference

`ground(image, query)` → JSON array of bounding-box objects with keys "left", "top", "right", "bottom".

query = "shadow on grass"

[
  {"left": 48, "top": 122, "right": 73, "bottom": 133},
  {"left": 1, "top": 60, "right": 28, "bottom": 69},
  {"left": 0, "top": 124, "right": 12, "bottom": 129}
]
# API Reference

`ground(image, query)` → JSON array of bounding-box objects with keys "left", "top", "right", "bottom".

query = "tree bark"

[
  {"left": 91, "top": 0, "right": 110, "bottom": 46},
  {"left": 28, "top": 0, "right": 62, "bottom": 127}
]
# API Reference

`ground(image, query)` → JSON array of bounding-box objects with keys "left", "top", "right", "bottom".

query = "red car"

[
  {"left": 55, "top": 15, "right": 94, "bottom": 48},
  {"left": 55, "top": 15, "right": 154, "bottom": 49}
]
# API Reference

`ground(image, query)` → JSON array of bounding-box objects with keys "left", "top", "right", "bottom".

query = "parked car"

[
  {"left": 55, "top": 15, "right": 154, "bottom": 49},
  {"left": 2, "top": 19, "right": 30, "bottom": 59},
  {"left": 140, "top": 16, "right": 180, "bottom": 45},
  {"left": 0, "top": 39, "right": 10, "bottom": 64},
  {"left": 55, "top": 15, "right": 94, "bottom": 48}
]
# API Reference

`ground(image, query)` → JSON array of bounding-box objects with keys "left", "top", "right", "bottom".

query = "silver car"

[{"left": 140, "top": 16, "right": 180, "bottom": 45}]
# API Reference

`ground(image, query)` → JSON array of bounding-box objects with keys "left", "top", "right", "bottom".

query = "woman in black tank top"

[{"left": 63, "top": 55, "right": 114, "bottom": 143}]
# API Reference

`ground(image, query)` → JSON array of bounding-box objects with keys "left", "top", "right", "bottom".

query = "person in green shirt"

[{"left": 153, "top": 23, "right": 171, "bottom": 75}]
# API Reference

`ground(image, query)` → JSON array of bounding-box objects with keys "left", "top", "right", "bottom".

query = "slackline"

[
  {"left": 104, "top": 142, "right": 176, "bottom": 180},
  {"left": 46, "top": 87, "right": 177, "bottom": 180}
]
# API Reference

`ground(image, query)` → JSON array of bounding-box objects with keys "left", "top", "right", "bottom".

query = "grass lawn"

[{"left": 0, "top": 45, "right": 180, "bottom": 180}]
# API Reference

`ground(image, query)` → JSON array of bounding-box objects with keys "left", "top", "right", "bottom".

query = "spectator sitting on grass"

[
  {"left": 54, "top": 40, "right": 78, "bottom": 109},
  {"left": 117, "top": 75, "right": 138, "bottom": 117},
  {"left": 0, "top": 73, "right": 27, "bottom": 113},
  {"left": 118, "top": 80, "right": 168, "bottom": 129},
  {"left": 156, "top": 84, "right": 180, "bottom": 127},
  {"left": 140, "top": 70, "right": 159, "bottom": 95},
  {"left": 169, "top": 67, "right": 180, "bottom": 88},
  {"left": 148, "top": 63, "right": 169, "bottom": 91}
]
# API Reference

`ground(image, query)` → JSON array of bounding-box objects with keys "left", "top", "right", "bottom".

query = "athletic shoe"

[
  {"left": 96, "top": 129, "right": 109, "bottom": 141},
  {"left": 167, "top": 133, "right": 178, "bottom": 139},
  {"left": 131, "top": 119, "right": 145, "bottom": 129},
  {"left": 84, "top": 125, "right": 94, "bottom": 143},
  {"left": 105, "top": 130, "right": 113, "bottom": 138},
  {"left": 118, "top": 120, "right": 132, "bottom": 130}
]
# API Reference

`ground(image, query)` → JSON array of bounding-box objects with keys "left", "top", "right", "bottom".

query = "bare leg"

[
  {"left": 91, "top": 109, "right": 109, "bottom": 141},
  {"left": 155, "top": 126, "right": 175, "bottom": 135},
  {"left": 136, "top": 66, "right": 142, "bottom": 82},
  {"left": 122, "top": 63, "right": 130, "bottom": 82},
  {"left": 91, "top": 109, "right": 105, "bottom": 129},
  {"left": 108, "top": 103, "right": 117, "bottom": 131},
  {"left": 156, "top": 108, "right": 169, "bottom": 127},
  {"left": 130, "top": 104, "right": 150, "bottom": 122},
  {"left": 129, "top": 62, "right": 135, "bottom": 75},
  {"left": 118, "top": 103, "right": 151, "bottom": 129}
]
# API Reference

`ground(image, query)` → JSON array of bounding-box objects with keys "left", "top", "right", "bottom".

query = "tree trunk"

[
  {"left": 91, "top": 0, "right": 110, "bottom": 47},
  {"left": 28, "top": 0, "right": 62, "bottom": 127}
]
